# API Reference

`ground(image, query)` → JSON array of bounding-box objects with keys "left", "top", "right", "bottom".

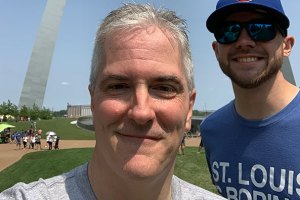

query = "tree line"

[{"left": 0, "top": 100, "right": 66, "bottom": 122}]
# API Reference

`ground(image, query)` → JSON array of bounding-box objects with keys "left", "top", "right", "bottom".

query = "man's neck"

[
  {"left": 232, "top": 72, "right": 299, "bottom": 120},
  {"left": 88, "top": 152, "right": 173, "bottom": 200}
]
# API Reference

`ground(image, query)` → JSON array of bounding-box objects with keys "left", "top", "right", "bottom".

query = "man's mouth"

[{"left": 115, "top": 131, "right": 162, "bottom": 141}]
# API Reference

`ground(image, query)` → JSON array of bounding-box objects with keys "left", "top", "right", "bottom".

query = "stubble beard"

[{"left": 218, "top": 56, "right": 283, "bottom": 89}]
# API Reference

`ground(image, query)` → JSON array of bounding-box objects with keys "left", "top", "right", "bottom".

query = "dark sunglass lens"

[
  {"left": 248, "top": 23, "right": 276, "bottom": 41},
  {"left": 215, "top": 24, "right": 241, "bottom": 44}
]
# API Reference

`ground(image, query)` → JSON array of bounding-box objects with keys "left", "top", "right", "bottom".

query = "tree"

[
  {"left": 53, "top": 109, "right": 67, "bottom": 117},
  {"left": 0, "top": 103, "right": 3, "bottom": 115},
  {"left": 0, "top": 100, "right": 55, "bottom": 121},
  {"left": 39, "top": 107, "right": 52, "bottom": 120},
  {"left": 20, "top": 105, "right": 30, "bottom": 121},
  {"left": 29, "top": 104, "right": 40, "bottom": 121},
  {"left": 193, "top": 110, "right": 204, "bottom": 116},
  {"left": 11, "top": 104, "right": 19, "bottom": 119},
  {"left": 193, "top": 110, "right": 211, "bottom": 116},
  {"left": 0, "top": 100, "right": 19, "bottom": 121}
]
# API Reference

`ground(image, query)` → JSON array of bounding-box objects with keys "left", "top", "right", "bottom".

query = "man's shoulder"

[
  {"left": 201, "top": 101, "right": 234, "bottom": 124},
  {"left": 0, "top": 163, "right": 93, "bottom": 200},
  {"left": 0, "top": 173, "right": 68, "bottom": 199},
  {"left": 172, "top": 176, "right": 226, "bottom": 200}
]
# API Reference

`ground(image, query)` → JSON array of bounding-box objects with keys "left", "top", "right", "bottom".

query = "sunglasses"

[{"left": 214, "top": 21, "right": 282, "bottom": 44}]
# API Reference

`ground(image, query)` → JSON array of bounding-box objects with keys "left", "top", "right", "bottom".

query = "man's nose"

[
  {"left": 235, "top": 28, "right": 256, "bottom": 48},
  {"left": 127, "top": 87, "right": 155, "bottom": 125}
]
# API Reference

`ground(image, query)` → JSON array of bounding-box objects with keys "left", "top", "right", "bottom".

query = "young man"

[
  {"left": 201, "top": 0, "right": 299, "bottom": 199},
  {"left": 0, "top": 3, "right": 225, "bottom": 200}
]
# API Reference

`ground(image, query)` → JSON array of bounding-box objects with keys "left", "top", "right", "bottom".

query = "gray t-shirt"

[{"left": 0, "top": 163, "right": 225, "bottom": 200}]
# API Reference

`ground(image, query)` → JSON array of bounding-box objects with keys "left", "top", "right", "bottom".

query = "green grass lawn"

[
  {"left": 0, "top": 148, "right": 93, "bottom": 192},
  {"left": 175, "top": 147, "right": 217, "bottom": 193},
  {"left": 6, "top": 118, "right": 95, "bottom": 140},
  {"left": 0, "top": 147, "right": 217, "bottom": 193}
]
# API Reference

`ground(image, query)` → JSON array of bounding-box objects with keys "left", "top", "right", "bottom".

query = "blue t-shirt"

[
  {"left": 200, "top": 92, "right": 300, "bottom": 200},
  {"left": 15, "top": 133, "right": 21, "bottom": 143}
]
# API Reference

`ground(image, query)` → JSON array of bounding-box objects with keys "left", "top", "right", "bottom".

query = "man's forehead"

[{"left": 109, "top": 26, "right": 174, "bottom": 46}]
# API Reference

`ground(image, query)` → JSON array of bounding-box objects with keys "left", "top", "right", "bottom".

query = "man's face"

[
  {"left": 90, "top": 26, "right": 195, "bottom": 180},
  {"left": 212, "top": 12, "right": 290, "bottom": 89}
]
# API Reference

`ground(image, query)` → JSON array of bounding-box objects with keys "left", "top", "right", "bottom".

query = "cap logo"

[{"left": 237, "top": 0, "right": 252, "bottom": 2}]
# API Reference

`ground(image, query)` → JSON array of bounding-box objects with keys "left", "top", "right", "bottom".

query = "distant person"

[
  {"left": 37, "top": 128, "right": 43, "bottom": 149},
  {"left": 54, "top": 136, "right": 60, "bottom": 150},
  {"left": 15, "top": 131, "right": 21, "bottom": 150},
  {"left": 178, "top": 132, "right": 187, "bottom": 155},
  {"left": 22, "top": 135, "right": 28, "bottom": 149},
  {"left": 0, "top": 3, "right": 225, "bottom": 200},
  {"left": 35, "top": 133, "right": 42, "bottom": 150},
  {"left": 200, "top": 0, "right": 299, "bottom": 199},
  {"left": 197, "top": 130, "right": 203, "bottom": 153},
  {"left": 37, "top": 128, "right": 42, "bottom": 136},
  {"left": 29, "top": 134, "right": 35, "bottom": 149},
  {"left": 20, "top": 129, "right": 24, "bottom": 139},
  {"left": 45, "top": 133, "right": 55, "bottom": 150},
  {"left": 10, "top": 132, "right": 15, "bottom": 144},
  {"left": 48, "top": 135, "right": 54, "bottom": 150},
  {"left": 26, "top": 128, "right": 31, "bottom": 137}
]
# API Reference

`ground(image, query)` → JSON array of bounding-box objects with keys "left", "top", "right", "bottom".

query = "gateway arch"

[{"left": 19, "top": 0, "right": 66, "bottom": 108}]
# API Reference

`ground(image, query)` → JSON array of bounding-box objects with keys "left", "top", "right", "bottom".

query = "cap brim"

[{"left": 206, "top": 4, "right": 289, "bottom": 33}]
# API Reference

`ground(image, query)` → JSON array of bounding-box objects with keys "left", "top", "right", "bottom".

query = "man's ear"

[
  {"left": 88, "top": 85, "right": 95, "bottom": 113},
  {"left": 185, "top": 89, "right": 196, "bottom": 132},
  {"left": 283, "top": 36, "right": 295, "bottom": 57},
  {"left": 212, "top": 41, "right": 220, "bottom": 59}
]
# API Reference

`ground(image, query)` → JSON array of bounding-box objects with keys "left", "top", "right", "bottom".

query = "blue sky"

[{"left": 1, "top": 0, "right": 299, "bottom": 111}]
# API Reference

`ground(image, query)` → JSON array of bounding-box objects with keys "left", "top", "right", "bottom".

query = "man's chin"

[{"left": 121, "top": 156, "right": 164, "bottom": 180}]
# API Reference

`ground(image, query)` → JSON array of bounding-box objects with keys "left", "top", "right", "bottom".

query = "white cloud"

[{"left": 61, "top": 82, "right": 70, "bottom": 86}]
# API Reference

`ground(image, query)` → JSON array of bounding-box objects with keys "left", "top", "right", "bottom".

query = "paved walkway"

[{"left": 0, "top": 137, "right": 200, "bottom": 172}]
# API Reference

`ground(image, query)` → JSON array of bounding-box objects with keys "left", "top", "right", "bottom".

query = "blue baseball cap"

[{"left": 206, "top": 0, "right": 289, "bottom": 33}]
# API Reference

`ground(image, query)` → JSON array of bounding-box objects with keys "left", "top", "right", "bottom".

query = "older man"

[{"left": 1, "top": 3, "right": 225, "bottom": 200}]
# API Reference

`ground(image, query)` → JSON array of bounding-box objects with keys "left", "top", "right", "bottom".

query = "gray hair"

[{"left": 89, "top": 3, "right": 194, "bottom": 92}]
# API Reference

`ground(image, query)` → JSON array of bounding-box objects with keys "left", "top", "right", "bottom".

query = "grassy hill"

[{"left": 6, "top": 118, "right": 95, "bottom": 140}]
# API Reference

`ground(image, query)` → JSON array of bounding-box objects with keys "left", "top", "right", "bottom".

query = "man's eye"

[
  {"left": 151, "top": 85, "right": 177, "bottom": 98},
  {"left": 155, "top": 86, "right": 176, "bottom": 92},
  {"left": 107, "top": 84, "right": 129, "bottom": 90},
  {"left": 103, "top": 84, "right": 130, "bottom": 95}
]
